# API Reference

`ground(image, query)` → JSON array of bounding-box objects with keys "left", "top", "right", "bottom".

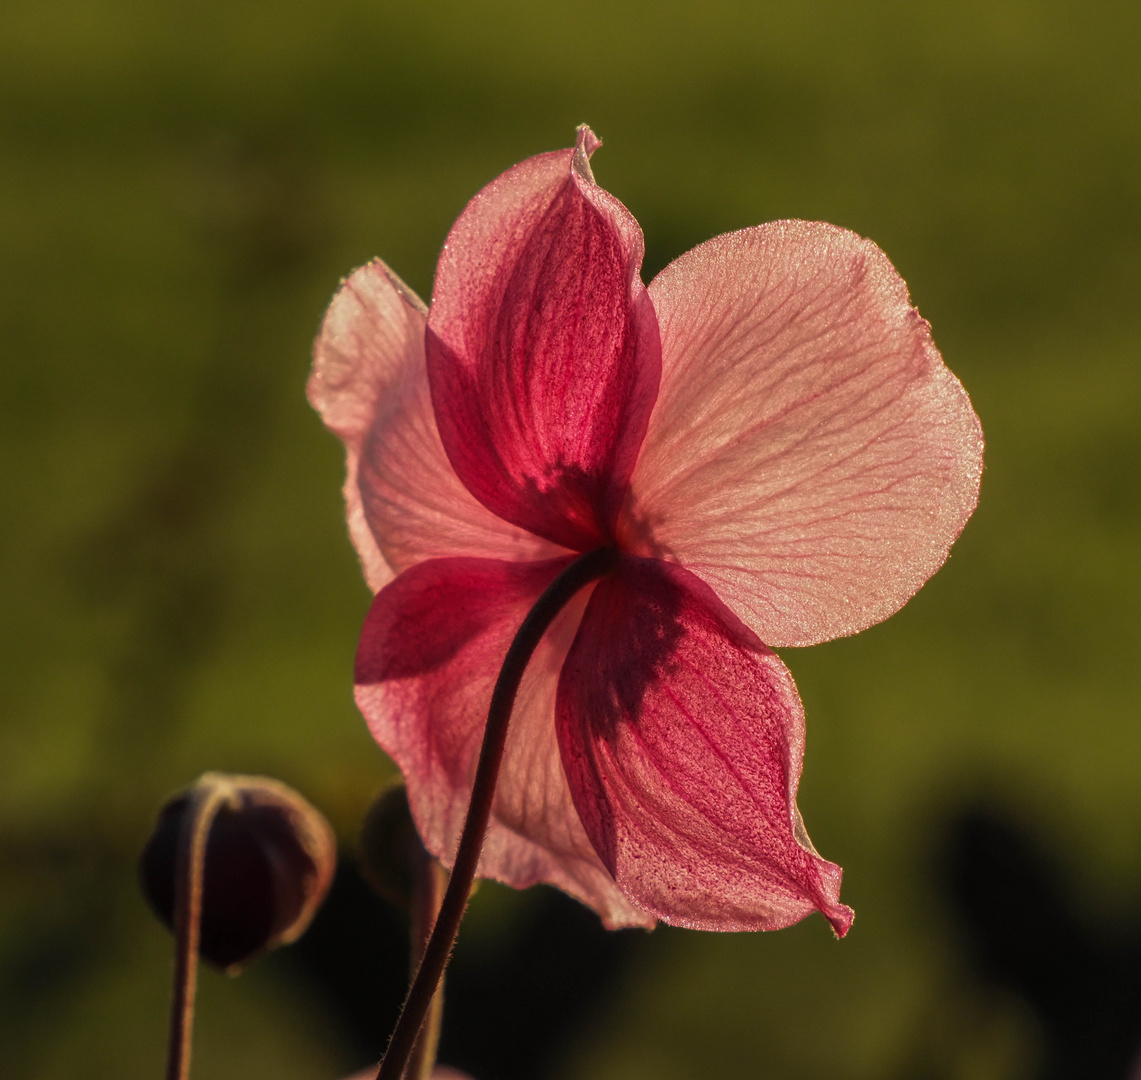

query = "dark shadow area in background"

[
  {"left": 284, "top": 857, "right": 641, "bottom": 1080},
  {"left": 941, "top": 805, "right": 1141, "bottom": 1080}
]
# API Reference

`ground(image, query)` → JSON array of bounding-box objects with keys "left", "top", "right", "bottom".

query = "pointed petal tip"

[
  {"left": 825, "top": 900, "right": 855, "bottom": 939},
  {"left": 575, "top": 124, "right": 602, "bottom": 156},
  {"left": 794, "top": 805, "right": 854, "bottom": 937},
  {"left": 572, "top": 125, "right": 601, "bottom": 183}
]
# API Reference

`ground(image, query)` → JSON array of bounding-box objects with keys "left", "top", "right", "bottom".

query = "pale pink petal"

[
  {"left": 624, "top": 222, "right": 984, "bottom": 647},
  {"left": 309, "top": 260, "right": 560, "bottom": 591},
  {"left": 557, "top": 556, "right": 853, "bottom": 935},
  {"left": 427, "top": 127, "right": 661, "bottom": 551},
  {"left": 354, "top": 555, "right": 654, "bottom": 930}
]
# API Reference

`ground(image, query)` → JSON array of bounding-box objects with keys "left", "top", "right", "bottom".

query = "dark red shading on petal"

[
  {"left": 354, "top": 555, "right": 654, "bottom": 930},
  {"left": 426, "top": 129, "right": 661, "bottom": 552},
  {"left": 628, "top": 222, "right": 983, "bottom": 648},
  {"left": 556, "top": 556, "right": 852, "bottom": 935}
]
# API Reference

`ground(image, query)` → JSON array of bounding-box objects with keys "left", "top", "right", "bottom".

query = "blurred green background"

[{"left": 2, "top": 0, "right": 1140, "bottom": 1077}]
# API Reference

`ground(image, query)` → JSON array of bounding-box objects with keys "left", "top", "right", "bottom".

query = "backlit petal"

[
  {"left": 427, "top": 128, "right": 661, "bottom": 551},
  {"left": 556, "top": 556, "right": 852, "bottom": 934},
  {"left": 626, "top": 222, "right": 983, "bottom": 647},
  {"left": 354, "top": 555, "right": 654, "bottom": 930},
  {"left": 309, "top": 260, "right": 560, "bottom": 591}
]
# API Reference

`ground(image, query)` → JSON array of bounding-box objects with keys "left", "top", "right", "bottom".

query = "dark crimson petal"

[
  {"left": 354, "top": 555, "right": 653, "bottom": 929},
  {"left": 426, "top": 129, "right": 661, "bottom": 551},
  {"left": 556, "top": 556, "right": 853, "bottom": 934}
]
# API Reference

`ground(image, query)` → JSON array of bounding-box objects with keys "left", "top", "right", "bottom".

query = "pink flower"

[{"left": 309, "top": 127, "right": 982, "bottom": 937}]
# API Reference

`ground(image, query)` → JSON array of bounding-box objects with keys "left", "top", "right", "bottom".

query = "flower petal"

[
  {"left": 309, "top": 260, "right": 560, "bottom": 591},
  {"left": 556, "top": 555, "right": 853, "bottom": 935},
  {"left": 354, "top": 554, "right": 654, "bottom": 930},
  {"left": 426, "top": 128, "right": 662, "bottom": 551},
  {"left": 625, "top": 222, "right": 983, "bottom": 647}
]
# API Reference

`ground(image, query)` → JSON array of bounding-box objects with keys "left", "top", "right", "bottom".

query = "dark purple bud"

[{"left": 140, "top": 773, "right": 336, "bottom": 973}]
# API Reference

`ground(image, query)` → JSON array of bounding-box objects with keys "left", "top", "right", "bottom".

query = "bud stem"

[
  {"left": 405, "top": 856, "right": 447, "bottom": 1080},
  {"left": 165, "top": 777, "right": 237, "bottom": 1080},
  {"left": 375, "top": 547, "right": 618, "bottom": 1080}
]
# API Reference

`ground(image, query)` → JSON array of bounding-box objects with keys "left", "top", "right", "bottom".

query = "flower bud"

[
  {"left": 140, "top": 772, "right": 336, "bottom": 973},
  {"left": 356, "top": 783, "right": 424, "bottom": 911}
]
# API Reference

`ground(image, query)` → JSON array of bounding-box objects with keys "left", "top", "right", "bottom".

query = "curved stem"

[
  {"left": 375, "top": 546, "right": 617, "bottom": 1080},
  {"left": 165, "top": 776, "right": 236, "bottom": 1080},
  {"left": 405, "top": 857, "right": 447, "bottom": 1080}
]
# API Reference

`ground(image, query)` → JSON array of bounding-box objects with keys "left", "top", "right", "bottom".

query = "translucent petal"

[
  {"left": 354, "top": 555, "right": 654, "bottom": 930},
  {"left": 625, "top": 222, "right": 983, "bottom": 647},
  {"left": 557, "top": 556, "right": 852, "bottom": 934},
  {"left": 427, "top": 128, "right": 661, "bottom": 551},
  {"left": 309, "top": 260, "right": 559, "bottom": 589}
]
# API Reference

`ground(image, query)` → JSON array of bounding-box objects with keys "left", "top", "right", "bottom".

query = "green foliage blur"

[{"left": 2, "top": 0, "right": 1139, "bottom": 1077}]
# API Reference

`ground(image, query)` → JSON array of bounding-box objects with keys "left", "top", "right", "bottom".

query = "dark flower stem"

[
  {"left": 375, "top": 546, "right": 618, "bottom": 1080},
  {"left": 405, "top": 856, "right": 447, "bottom": 1080},
  {"left": 165, "top": 778, "right": 237, "bottom": 1080}
]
